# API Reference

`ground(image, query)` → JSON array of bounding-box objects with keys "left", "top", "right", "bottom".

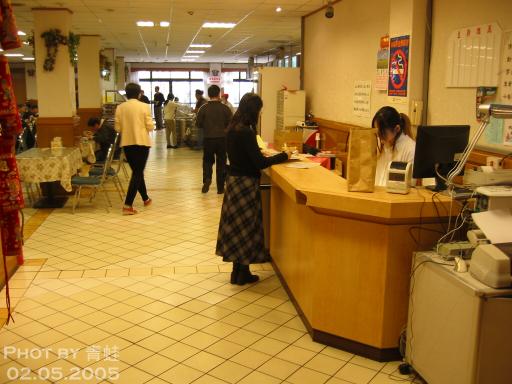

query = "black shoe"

[
  {"left": 230, "top": 262, "right": 239, "bottom": 284},
  {"left": 236, "top": 265, "right": 259, "bottom": 285},
  {"left": 217, "top": 188, "right": 224, "bottom": 194},
  {"left": 166, "top": 145, "right": 173, "bottom": 149},
  {"left": 201, "top": 181, "right": 211, "bottom": 193}
]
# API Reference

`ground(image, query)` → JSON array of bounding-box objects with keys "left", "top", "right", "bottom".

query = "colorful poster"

[
  {"left": 388, "top": 35, "right": 410, "bottom": 98},
  {"left": 376, "top": 47, "right": 389, "bottom": 91}
]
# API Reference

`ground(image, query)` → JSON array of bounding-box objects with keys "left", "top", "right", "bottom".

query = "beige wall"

[
  {"left": 25, "top": 63, "right": 37, "bottom": 101},
  {"left": 428, "top": 0, "right": 512, "bottom": 153},
  {"left": 303, "top": 0, "right": 391, "bottom": 126}
]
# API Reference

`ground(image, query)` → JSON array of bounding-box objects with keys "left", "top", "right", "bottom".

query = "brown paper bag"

[{"left": 347, "top": 127, "right": 377, "bottom": 192}]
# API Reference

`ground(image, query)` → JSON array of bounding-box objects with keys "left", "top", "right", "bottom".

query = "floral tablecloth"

[{"left": 16, "top": 147, "right": 83, "bottom": 192}]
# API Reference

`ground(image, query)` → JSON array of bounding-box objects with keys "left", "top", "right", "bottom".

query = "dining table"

[{"left": 16, "top": 147, "right": 83, "bottom": 208}]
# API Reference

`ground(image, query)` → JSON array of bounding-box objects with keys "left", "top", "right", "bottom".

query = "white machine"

[
  {"left": 469, "top": 243, "right": 512, "bottom": 288},
  {"left": 385, "top": 161, "right": 412, "bottom": 194},
  {"left": 464, "top": 167, "right": 512, "bottom": 186}
]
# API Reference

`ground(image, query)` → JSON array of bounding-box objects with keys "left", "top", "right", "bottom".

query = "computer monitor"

[{"left": 413, "top": 125, "right": 470, "bottom": 191}]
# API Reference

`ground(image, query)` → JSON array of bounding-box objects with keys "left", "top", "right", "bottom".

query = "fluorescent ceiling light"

[
  {"left": 296, "top": 52, "right": 301, "bottom": 55},
  {"left": 22, "top": 57, "right": 34, "bottom": 61},
  {"left": 159, "top": 21, "right": 170, "bottom": 27},
  {"left": 183, "top": 55, "right": 200, "bottom": 58},
  {"left": 190, "top": 44, "right": 212, "bottom": 48},
  {"left": 181, "top": 59, "right": 196, "bottom": 62},
  {"left": 136, "top": 21, "right": 154, "bottom": 27},
  {"left": 276, "top": 6, "right": 282, "bottom": 12},
  {"left": 5, "top": 53, "right": 23, "bottom": 57},
  {"left": 202, "top": 22, "right": 236, "bottom": 29},
  {"left": 17, "top": 31, "right": 26, "bottom": 36},
  {"left": 186, "top": 50, "right": 205, "bottom": 54}
]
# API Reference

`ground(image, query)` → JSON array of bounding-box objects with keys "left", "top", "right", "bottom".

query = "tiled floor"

[{"left": 1, "top": 131, "right": 422, "bottom": 383}]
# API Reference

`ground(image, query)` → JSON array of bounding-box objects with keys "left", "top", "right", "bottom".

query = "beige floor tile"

[
  {"left": 205, "top": 339, "right": 245, "bottom": 359},
  {"left": 305, "top": 353, "right": 348, "bottom": 375},
  {"left": 181, "top": 331, "right": 220, "bottom": 350},
  {"left": 82, "top": 270, "right": 107, "bottom": 278},
  {"left": 221, "top": 312, "right": 254, "bottom": 327},
  {"left": 369, "top": 373, "right": 415, "bottom": 384},
  {"left": 137, "top": 333, "right": 176, "bottom": 352},
  {"left": 225, "top": 329, "right": 263, "bottom": 347},
  {"left": 229, "top": 348, "right": 272, "bottom": 370},
  {"left": 193, "top": 374, "right": 231, "bottom": 384},
  {"left": 180, "top": 313, "right": 216, "bottom": 330},
  {"left": 251, "top": 337, "right": 289, "bottom": 356},
  {"left": 115, "top": 366, "right": 153, "bottom": 384},
  {"left": 160, "top": 363, "right": 203, "bottom": 384},
  {"left": 257, "top": 357, "right": 300, "bottom": 380},
  {"left": 59, "top": 270, "right": 84, "bottom": 278},
  {"left": 73, "top": 327, "right": 111, "bottom": 345},
  {"left": 10, "top": 321, "right": 50, "bottom": 338},
  {"left": 179, "top": 299, "right": 211, "bottom": 313},
  {"left": 292, "top": 334, "right": 325, "bottom": 352},
  {"left": 335, "top": 362, "right": 379, "bottom": 384},
  {"left": 161, "top": 323, "right": 197, "bottom": 341},
  {"left": 80, "top": 311, "right": 115, "bottom": 326},
  {"left": 160, "top": 307, "right": 195, "bottom": 322},
  {"left": 183, "top": 350, "right": 225, "bottom": 372},
  {"left": 117, "top": 325, "right": 154, "bottom": 343},
  {"left": 209, "top": 360, "right": 253, "bottom": 384},
  {"left": 101, "top": 302, "right": 137, "bottom": 317},
  {"left": 175, "top": 266, "right": 197, "bottom": 274},
  {"left": 287, "top": 367, "right": 330, "bottom": 384},
  {"left": 350, "top": 355, "right": 386, "bottom": 371},
  {"left": 135, "top": 353, "right": 177, "bottom": 376},
  {"left": 122, "top": 308, "right": 155, "bottom": 324},
  {"left": 118, "top": 344, "right": 154, "bottom": 365},
  {"left": 29, "top": 329, "right": 68, "bottom": 348},
  {"left": 160, "top": 342, "right": 200, "bottom": 362},
  {"left": 200, "top": 305, "right": 233, "bottom": 320},
  {"left": 97, "top": 318, "right": 134, "bottom": 333},
  {"left": 238, "top": 370, "right": 281, "bottom": 384},
  {"left": 106, "top": 269, "right": 129, "bottom": 277},
  {"left": 321, "top": 346, "right": 355, "bottom": 362},
  {"left": 243, "top": 318, "right": 281, "bottom": 336}
]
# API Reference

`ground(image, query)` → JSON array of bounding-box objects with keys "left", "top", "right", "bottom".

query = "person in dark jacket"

[
  {"left": 90, "top": 117, "right": 116, "bottom": 162},
  {"left": 153, "top": 86, "right": 165, "bottom": 130},
  {"left": 216, "top": 93, "right": 290, "bottom": 285},
  {"left": 196, "top": 85, "right": 232, "bottom": 194},
  {"left": 139, "top": 90, "right": 150, "bottom": 104}
]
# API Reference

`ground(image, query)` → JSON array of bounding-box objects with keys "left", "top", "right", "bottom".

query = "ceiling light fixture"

[
  {"left": 190, "top": 44, "right": 212, "bottom": 48},
  {"left": 296, "top": 52, "right": 302, "bottom": 55},
  {"left": 5, "top": 53, "right": 23, "bottom": 57},
  {"left": 17, "top": 30, "right": 26, "bottom": 36},
  {"left": 136, "top": 21, "right": 154, "bottom": 27},
  {"left": 276, "top": 6, "right": 282, "bottom": 12},
  {"left": 202, "top": 22, "right": 236, "bottom": 29},
  {"left": 22, "top": 57, "right": 34, "bottom": 61},
  {"left": 183, "top": 55, "right": 200, "bottom": 58},
  {"left": 186, "top": 50, "right": 205, "bottom": 54},
  {"left": 181, "top": 58, "right": 196, "bottom": 62},
  {"left": 159, "top": 21, "right": 170, "bottom": 27}
]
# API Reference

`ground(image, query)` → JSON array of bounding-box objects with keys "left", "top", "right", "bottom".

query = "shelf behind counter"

[{"left": 268, "top": 162, "right": 457, "bottom": 361}]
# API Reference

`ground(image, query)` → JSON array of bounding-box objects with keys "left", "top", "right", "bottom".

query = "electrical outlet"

[{"left": 486, "top": 156, "right": 502, "bottom": 169}]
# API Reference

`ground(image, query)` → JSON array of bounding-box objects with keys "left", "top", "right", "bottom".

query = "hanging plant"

[{"left": 39, "top": 29, "right": 80, "bottom": 71}]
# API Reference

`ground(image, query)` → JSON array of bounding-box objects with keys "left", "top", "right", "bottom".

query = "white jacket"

[
  {"left": 375, "top": 134, "right": 415, "bottom": 186},
  {"left": 164, "top": 101, "right": 178, "bottom": 120},
  {"left": 115, "top": 99, "right": 154, "bottom": 147}
]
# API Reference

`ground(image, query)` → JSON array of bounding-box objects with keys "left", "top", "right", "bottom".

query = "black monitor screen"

[{"left": 413, "top": 125, "right": 470, "bottom": 191}]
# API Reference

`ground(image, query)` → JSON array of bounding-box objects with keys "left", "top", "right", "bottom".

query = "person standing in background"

[
  {"left": 193, "top": 89, "right": 207, "bottom": 113},
  {"left": 196, "top": 85, "right": 232, "bottom": 194},
  {"left": 221, "top": 93, "right": 235, "bottom": 114},
  {"left": 115, "top": 83, "right": 155, "bottom": 215},
  {"left": 164, "top": 93, "right": 179, "bottom": 149},
  {"left": 139, "top": 90, "right": 150, "bottom": 104},
  {"left": 153, "top": 86, "right": 165, "bottom": 130}
]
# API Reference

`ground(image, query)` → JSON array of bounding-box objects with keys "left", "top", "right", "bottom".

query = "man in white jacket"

[
  {"left": 164, "top": 94, "right": 179, "bottom": 149},
  {"left": 115, "top": 83, "right": 155, "bottom": 215}
]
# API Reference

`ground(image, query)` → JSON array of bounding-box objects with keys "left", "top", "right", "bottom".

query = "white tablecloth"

[{"left": 16, "top": 147, "right": 83, "bottom": 192}]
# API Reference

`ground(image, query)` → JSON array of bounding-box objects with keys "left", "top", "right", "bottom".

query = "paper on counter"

[
  {"left": 472, "top": 209, "right": 512, "bottom": 244},
  {"left": 285, "top": 162, "right": 321, "bottom": 169}
]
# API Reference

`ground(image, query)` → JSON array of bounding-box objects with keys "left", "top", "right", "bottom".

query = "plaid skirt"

[{"left": 216, "top": 175, "right": 269, "bottom": 265}]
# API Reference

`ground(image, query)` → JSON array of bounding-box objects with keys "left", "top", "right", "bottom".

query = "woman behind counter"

[
  {"left": 373, "top": 106, "right": 415, "bottom": 186},
  {"left": 216, "top": 93, "right": 290, "bottom": 285}
]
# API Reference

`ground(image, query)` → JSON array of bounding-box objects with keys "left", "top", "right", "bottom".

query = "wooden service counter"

[{"left": 269, "top": 163, "right": 457, "bottom": 361}]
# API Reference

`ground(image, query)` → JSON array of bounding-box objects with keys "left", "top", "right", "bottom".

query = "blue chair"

[{"left": 71, "top": 145, "right": 114, "bottom": 213}]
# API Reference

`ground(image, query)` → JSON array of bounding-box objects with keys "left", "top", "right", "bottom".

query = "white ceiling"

[{"left": 10, "top": 0, "right": 325, "bottom": 63}]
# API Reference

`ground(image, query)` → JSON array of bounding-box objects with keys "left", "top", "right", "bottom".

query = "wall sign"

[
  {"left": 353, "top": 80, "right": 372, "bottom": 117},
  {"left": 388, "top": 35, "right": 410, "bottom": 98}
]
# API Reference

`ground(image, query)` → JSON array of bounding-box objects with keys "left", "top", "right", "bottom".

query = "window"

[
  {"left": 138, "top": 71, "right": 151, "bottom": 79},
  {"left": 171, "top": 71, "right": 189, "bottom": 79},
  {"left": 153, "top": 71, "right": 171, "bottom": 79},
  {"left": 191, "top": 71, "right": 204, "bottom": 79}
]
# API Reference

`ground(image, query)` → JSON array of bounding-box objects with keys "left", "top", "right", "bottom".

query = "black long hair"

[
  {"left": 372, "top": 106, "right": 412, "bottom": 152},
  {"left": 228, "top": 93, "right": 263, "bottom": 131}
]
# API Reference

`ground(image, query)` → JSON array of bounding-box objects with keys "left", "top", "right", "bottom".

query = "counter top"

[{"left": 270, "top": 161, "right": 457, "bottom": 223}]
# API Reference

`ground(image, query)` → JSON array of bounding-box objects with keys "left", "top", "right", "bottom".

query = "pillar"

[
  {"left": 24, "top": 62, "right": 37, "bottom": 101},
  {"left": 77, "top": 35, "right": 102, "bottom": 135},
  {"left": 101, "top": 48, "right": 115, "bottom": 102},
  {"left": 32, "top": 7, "right": 79, "bottom": 147},
  {"left": 115, "top": 56, "right": 125, "bottom": 91}
]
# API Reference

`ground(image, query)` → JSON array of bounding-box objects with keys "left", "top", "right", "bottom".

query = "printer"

[{"left": 470, "top": 243, "right": 512, "bottom": 288}]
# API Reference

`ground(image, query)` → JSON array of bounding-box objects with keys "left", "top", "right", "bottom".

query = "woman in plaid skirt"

[{"left": 216, "top": 93, "right": 290, "bottom": 285}]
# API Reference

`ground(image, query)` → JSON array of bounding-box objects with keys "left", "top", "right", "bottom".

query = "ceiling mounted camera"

[
  {"left": 187, "top": 10, "right": 194, "bottom": 16},
  {"left": 325, "top": 1, "right": 334, "bottom": 19}
]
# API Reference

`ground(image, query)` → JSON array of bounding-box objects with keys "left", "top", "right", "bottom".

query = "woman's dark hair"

[
  {"left": 87, "top": 117, "right": 101, "bottom": 127},
  {"left": 125, "top": 83, "right": 142, "bottom": 99},
  {"left": 228, "top": 93, "right": 263, "bottom": 131},
  {"left": 372, "top": 106, "right": 412, "bottom": 151}
]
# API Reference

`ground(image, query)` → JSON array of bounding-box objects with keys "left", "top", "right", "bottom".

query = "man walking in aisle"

[
  {"left": 153, "top": 86, "right": 165, "bottom": 130},
  {"left": 196, "top": 85, "right": 233, "bottom": 194}
]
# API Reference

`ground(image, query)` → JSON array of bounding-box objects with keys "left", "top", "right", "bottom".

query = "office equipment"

[
  {"left": 406, "top": 252, "right": 512, "bottom": 384},
  {"left": 412, "top": 125, "right": 470, "bottom": 191},
  {"left": 385, "top": 161, "right": 412, "bottom": 194},
  {"left": 276, "top": 90, "right": 306, "bottom": 131},
  {"left": 475, "top": 185, "right": 512, "bottom": 210},
  {"left": 470, "top": 243, "right": 512, "bottom": 288},
  {"left": 467, "top": 229, "right": 489, "bottom": 246},
  {"left": 464, "top": 167, "right": 512, "bottom": 186},
  {"left": 438, "top": 241, "right": 474, "bottom": 260}
]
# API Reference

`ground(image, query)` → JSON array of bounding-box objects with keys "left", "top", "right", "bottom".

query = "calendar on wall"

[{"left": 446, "top": 23, "right": 502, "bottom": 88}]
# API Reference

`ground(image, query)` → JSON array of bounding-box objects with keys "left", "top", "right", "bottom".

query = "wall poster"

[{"left": 388, "top": 35, "right": 410, "bottom": 99}]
